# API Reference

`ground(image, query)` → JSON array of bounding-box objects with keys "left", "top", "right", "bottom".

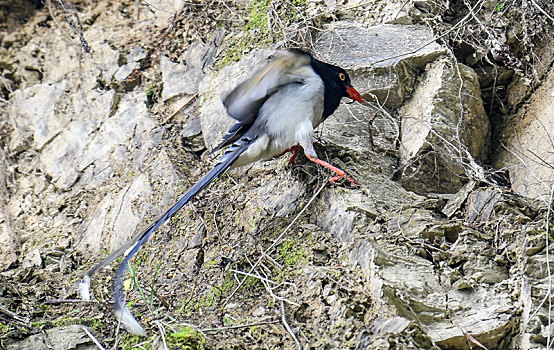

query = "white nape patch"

[
  {"left": 79, "top": 276, "right": 91, "bottom": 301},
  {"left": 115, "top": 304, "right": 147, "bottom": 336}
]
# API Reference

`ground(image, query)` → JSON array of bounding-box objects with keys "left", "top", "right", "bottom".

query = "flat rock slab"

[
  {"left": 5, "top": 325, "right": 96, "bottom": 350},
  {"left": 314, "top": 21, "right": 446, "bottom": 108},
  {"left": 495, "top": 66, "right": 554, "bottom": 200},
  {"left": 398, "top": 57, "right": 489, "bottom": 194}
]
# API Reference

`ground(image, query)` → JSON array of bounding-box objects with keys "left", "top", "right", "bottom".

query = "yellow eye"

[{"left": 339, "top": 73, "right": 346, "bottom": 81}]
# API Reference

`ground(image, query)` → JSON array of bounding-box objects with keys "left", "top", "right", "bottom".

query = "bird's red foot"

[
  {"left": 306, "top": 156, "right": 360, "bottom": 187},
  {"left": 329, "top": 174, "right": 360, "bottom": 187},
  {"left": 274, "top": 145, "right": 303, "bottom": 165}
]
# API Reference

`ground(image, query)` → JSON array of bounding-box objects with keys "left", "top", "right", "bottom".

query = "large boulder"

[
  {"left": 398, "top": 57, "right": 490, "bottom": 194},
  {"left": 494, "top": 66, "right": 554, "bottom": 200}
]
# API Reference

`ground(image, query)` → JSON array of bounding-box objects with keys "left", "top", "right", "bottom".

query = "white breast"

[
  {"left": 259, "top": 67, "right": 324, "bottom": 147},
  {"left": 233, "top": 65, "right": 324, "bottom": 167}
]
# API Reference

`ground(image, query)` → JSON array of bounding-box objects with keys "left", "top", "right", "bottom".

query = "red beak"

[{"left": 346, "top": 86, "right": 364, "bottom": 103}]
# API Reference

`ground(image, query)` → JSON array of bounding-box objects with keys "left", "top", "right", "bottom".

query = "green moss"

[
  {"left": 245, "top": 0, "right": 269, "bottom": 31},
  {"left": 217, "top": 0, "right": 308, "bottom": 68},
  {"left": 279, "top": 238, "right": 308, "bottom": 267},
  {"left": 178, "top": 272, "right": 236, "bottom": 315},
  {"left": 145, "top": 84, "right": 154, "bottom": 97},
  {"left": 29, "top": 316, "right": 103, "bottom": 331},
  {"left": 169, "top": 326, "right": 207, "bottom": 350},
  {"left": 120, "top": 334, "right": 152, "bottom": 350}
]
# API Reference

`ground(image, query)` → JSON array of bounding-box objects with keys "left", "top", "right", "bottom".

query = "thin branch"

[
  {"left": 82, "top": 326, "right": 106, "bottom": 350},
  {"left": 200, "top": 320, "right": 279, "bottom": 332},
  {"left": 531, "top": 0, "right": 554, "bottom": 24},
  {"left": 281, "top": 300, "right": 301, "bottom": 350}
]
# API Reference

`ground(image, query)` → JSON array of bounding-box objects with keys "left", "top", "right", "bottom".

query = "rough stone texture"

[
  {"left": 348, "top": 188, "right": 525, "bottom": 350},
  {"left": 0, "top": 152, "right": 17, "bottom": 271},
  {"left": 494, "top": 66, "right": 554, "bottom": 200},
  {"left": 506, "top": 38, "right": 554, "bottom": 110},
  {"left": 1, "top": 2, "right": 552, "bottom": 350},
  {"left": 314, "top": 21, "right": 446, "bottom": 108},
  {"left": 399, "top": 56, "right": 490, "bottom": 194},
  {"left": 5, "top": 325, "right": 96, "bottom": 350},
  {"left": 310, "top": 22, "right": 446, "bottom": 178},
  {"left": 160, "top": 42, "right": 205, "bottom": 101},
  {"left": 76, "top": 149, "right": 180, "bottom": 253}
]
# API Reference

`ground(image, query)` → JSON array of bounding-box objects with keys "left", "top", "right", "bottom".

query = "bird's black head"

[{"left": 307, "top": 54, "right": 364, "bottom": 119}]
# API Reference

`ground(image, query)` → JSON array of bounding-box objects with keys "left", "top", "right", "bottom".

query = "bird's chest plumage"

[
  {"left": 231, "top": 65, "right": 326, "bottom": 167},
  {"left": 256, "top": 69, "right": 324, "bottom": 148}
]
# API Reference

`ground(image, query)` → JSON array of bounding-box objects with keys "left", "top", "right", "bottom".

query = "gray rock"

[
  {"left": 76, "top": 149, "right": 180, "bottom": 253},
  {"left": 314, "top": 22, "right": 446, "bottom": 108},
  {"left": 0, "top": 153, "right": 17, "bottom": 271},
  {"left": 494, "top": 66, "right": 554, "bottom": 200},
  {"left": 0, "top": 206, "right": 17, "bottom": 270},
  {"left": 428, "top": 289, "right": 514, "bottom": 349},
  {"left": 180, "top": 115, "right": 203, "bottom": 138},
  {"left": 8, "top": 82, "right": 68, "bottom": 152},
  {"left": 357, "top": 316, "right": 439, "bottom": 349},
  {"left": 308, "top": 22, "right": 447, "bottom": 177},
  {"left": 39, "top": 87, "right": 117, "bottom": 190},
  {"left": 22, "top": 247, "right": 41, "bottom": 269},
  {"left": 5, "top": 325, "right": 96, "bottom": 350},
  {"left": 114, "top": 61, "right": 139, "bottom": 83},
  {"left": 465, "top": 187, "right": 502, "bottom": 223},
  {"left": 442, "top": 181, "right": 476, "bottom": 217},
  {"left": 161, "top": 42, "right": 206, "bottom": 101},
  {"left": 350, "top": 203, "right": 517, "bottom": 349},
  {"left": 129, "top": 45, "right": 147, "bottom": 62},
  {"left": 399, "top": 57, "right": 490, "bottom": 194},
  {"left": 316, "top": 189, "right": 356, "bottom": 243}
]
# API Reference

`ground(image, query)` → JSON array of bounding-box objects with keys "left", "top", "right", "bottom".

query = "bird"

[{"left": 79, "top": 48, "right": 364, "bottom": 335}]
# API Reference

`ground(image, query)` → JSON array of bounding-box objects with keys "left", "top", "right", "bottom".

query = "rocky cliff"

[{"left": 1, "top": 0, "right": 553, "bottom": 349}]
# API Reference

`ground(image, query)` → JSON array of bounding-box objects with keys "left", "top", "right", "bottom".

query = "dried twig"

[
  {"left": 531, "top": 0, "right": 554, "bottom": 24},
  {"left": 162, "top": 93, "right": 198, "bottom": 124},
  {"left": 0, "top": 303, "right": 29, "bottom": 325},
  {"left": 281, "top": 300, "right": 301, "bottom": 350},
  {"left": 200, "top": 320, "right": 279, "bottom": 332},
  {"left": 82, "top": 326, "right": 106, "bottom": 350},
  {"left": 45, "top": 298, "right": 98, "bottom": 304}
]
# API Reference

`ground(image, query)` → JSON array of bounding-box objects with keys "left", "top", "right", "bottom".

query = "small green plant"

[
  {"left": 245, "top": 0, "right": 269, "bottom": 31},
  {"left": 120, "top": 334, "right": 152, "bottom": 350},
  {"left": 145, "top": 84, "right": 154, "bottom": 97},
  {"left": 494, "top": 2, "right": 505, "bottom": 11},
  {"left": 169, "top": 326, "right": 207, "bottom": 350},
  {"left": 279, "top": 239, "right": 307, "bottom": 267}
]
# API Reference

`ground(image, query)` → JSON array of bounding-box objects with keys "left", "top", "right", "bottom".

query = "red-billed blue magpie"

[{"left": 80, "top": 49, "right": 364, "bottom": 335}]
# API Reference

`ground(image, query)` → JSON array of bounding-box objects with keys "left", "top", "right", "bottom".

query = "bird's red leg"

[
  {"left": 306, "top": 155, "right": 360, "bottom": 187},
  {"left": 286, "top": 145, "right": 302, "bottom": 165},
  {"left": 274, "top": 145, "right": 303, "bottom": 165}
]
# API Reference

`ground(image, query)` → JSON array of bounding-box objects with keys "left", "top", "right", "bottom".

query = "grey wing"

[
  {"left": 223, "top": 51, "right": 310, "bottom": 123},
  {"left": 213, "top": 51, "right": 310, "bottom": 152}
]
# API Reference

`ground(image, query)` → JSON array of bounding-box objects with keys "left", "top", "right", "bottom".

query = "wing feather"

[
  {"left": 213, "top": 50, "right": 311, "bottom": 152},
  {"left": 223, "top": 51, "right": 310, "bottom": 123}
]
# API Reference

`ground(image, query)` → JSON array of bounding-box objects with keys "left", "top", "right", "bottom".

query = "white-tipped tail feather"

[
  {"left": 79, "top": 275, "right": 91, "bottom": 301},
  {"left": 115, "top": 303, "right": 147, "bottom": 336}
]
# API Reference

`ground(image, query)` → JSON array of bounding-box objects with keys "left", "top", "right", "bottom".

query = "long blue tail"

[{"left": 80, "top": 137, "right": 254, "bottom": 335}]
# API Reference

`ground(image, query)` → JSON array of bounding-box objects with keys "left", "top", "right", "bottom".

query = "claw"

[
  {"left": 306, "top": 155, "right": 359, "bottom": 187},
  {"left": 329, "top": 174, "right": 360, "bottom": 187},
  {"left": 274, "top": 145, "right": 303, "bottom": 165}
]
